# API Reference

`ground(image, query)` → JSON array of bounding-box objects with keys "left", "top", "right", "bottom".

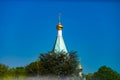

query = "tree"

[
  {"left": 0, "top": 63, "right": 8, "bottom": 78},
  {"left": 93, "top": 66, "right": 120, "bottom": 80},
  {"left": 39, "top": 51, "right": 79, "bottom": 76},
  {"left": 7, "top": 68, "right": 16, "bottom": 78},
  {"left": 15, "top": 67, "right": 27, "bottom": 77},
  {"left": 7, "top": 67, "right": 26, "bottom": 78},
  {"left": 25, "top": 61, "right": 42, "bottom": 76},
  {"left": 86, "top": 73, "right": 94, "bottom": 80}
]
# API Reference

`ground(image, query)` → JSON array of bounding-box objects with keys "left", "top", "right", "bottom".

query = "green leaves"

[
  {"left": 86, "top": 66, "right": 120, "bottom": 80},
  {"left": 93, "top": 66, "right": 120, "bottom": 80},
  {"left": 0, "top": 63, "right": 8, "bottom": 77},
  {"left": 39, "top": 51, "right": 79, "bottom": 76},
  {"left": 25, "top": 61, "right": 42, "bottom": 76}
]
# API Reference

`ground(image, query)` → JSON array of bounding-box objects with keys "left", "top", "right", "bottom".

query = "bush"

[{"left": 39, "top": 51, "right": 79, "bottom": 76}]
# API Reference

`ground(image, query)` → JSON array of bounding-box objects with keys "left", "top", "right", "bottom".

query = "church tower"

[{"left": 52, "top": 14, "right": 67, "bottom": 53}]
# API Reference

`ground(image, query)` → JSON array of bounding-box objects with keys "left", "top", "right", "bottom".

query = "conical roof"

[{"left": 52, "top": 14, "right": 67, "bottom": 53}]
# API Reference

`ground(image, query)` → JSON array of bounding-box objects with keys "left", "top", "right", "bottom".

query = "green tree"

[
  {"left": 7, "top": 67, "right": 26, "bottom": 78},
  {"left": 7, "top": 68, "right": 16, "bottom": 77},
  {"left": 25, "top": 61, "right": 42, "bottom": 76},
  {"left": 15, "top": 67, "right": 27, "bottom": 77},
  {"left": 93, "top": 66, "right": 120, "bottom": 80},
  {"left": 86, "top": 73, "right": 93, "bottom": 80},
  {"left": 39, "top": 51, "right": 79, "bottom": 76},
  {"left": 0, "top": 63, "right": 8, "bottom": 78}
]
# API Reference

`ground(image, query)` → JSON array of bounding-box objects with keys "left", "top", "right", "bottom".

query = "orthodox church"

[
  {"left": 52, "top": 14, "right": 67, "bottom": 53},
  {"left": 52, "top": 14, "right": 83, "bottom": 78}
]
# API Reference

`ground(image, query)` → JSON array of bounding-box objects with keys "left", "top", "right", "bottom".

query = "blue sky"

[{"left": 0, "top": 0, "right": 120, "bottom": 74}]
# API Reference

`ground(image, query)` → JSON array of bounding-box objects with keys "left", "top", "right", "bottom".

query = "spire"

[
  {"left": 56, "top": 13, "right": 63, "bottom": 30},
  {"left": 53, "top": 14, "right": 67, "bottom": 53},
  {"left": 58, "top": 13, "right": 61, "bottom": 24}
]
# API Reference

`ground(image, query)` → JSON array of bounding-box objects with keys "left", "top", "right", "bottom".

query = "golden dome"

[
  {"left": 56, "top": 13, "right": 63, "bottom": 30},
  {"left": 56, "top": 24, "right": 63, "bottom": 30},
  {"left": 78, "top": 65, "right": 82, "bottom": 72}
]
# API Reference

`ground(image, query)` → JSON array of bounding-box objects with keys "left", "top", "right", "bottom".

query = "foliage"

[
  {"left": 86, "top": 66, "right": 120, "bottom": 80},
  {"left": 0, "top": 54, "right": 120, "bottom": 80},
  {"left": 0, "top": 63, "right": 27, "bottom": 79},
  {"left": 6, "top": 67, "right": 27, "bottom": 78},
  {"left": 7, "top": 68, "right": 16, "bottom": 77},
  {"left": 39, "top": 51, "right": 79, "bottom": 76},
  {"left": 0, "top": 63, "right": 8, "bottom": 78},
  {"left": 85, "top": 73, "right": 94, "bottom": 80},
  {"left": 93, "top": 66, "right": 120, "bottom": 80},
  {"left": 25, "top": 61, "right": 42, "bottom": 76},
  {"left": 14, "top": 67, "right": 27, "bottom": 77}
]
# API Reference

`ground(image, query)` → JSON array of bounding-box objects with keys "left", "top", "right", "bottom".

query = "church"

[
  {"left": 52, "top": 14, "right": 67, "bottom": 53},
  {"left": 52, "top": 14, "right": 83, "bottom": 78}
]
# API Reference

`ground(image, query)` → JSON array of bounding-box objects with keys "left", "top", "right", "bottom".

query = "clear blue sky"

[{"left": 0, "top": 0, "right": 120, "bottom": 74}]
